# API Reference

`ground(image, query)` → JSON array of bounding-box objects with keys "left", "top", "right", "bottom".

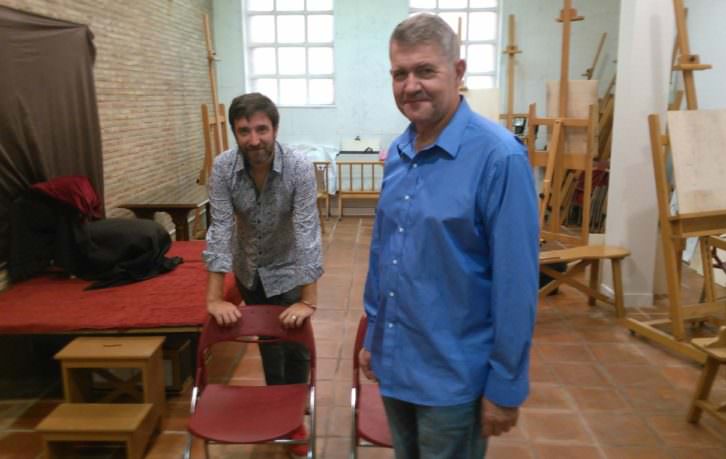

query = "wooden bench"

[
  {"left": 37, "top": 403, "right": 155, "bottom": 459},
  {"left": 688, "top": 327, "right": 726, "bottom": 425},
  {"left": 540, "top": 245, "right": 630, "bottom": 318},
  {"left": 337, "top": 160, "right": 383, "bottom": 219}
]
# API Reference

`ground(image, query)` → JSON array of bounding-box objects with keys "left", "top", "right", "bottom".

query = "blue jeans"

[{"left": 382, "top": 396, "right": 487, "bottom": 459}]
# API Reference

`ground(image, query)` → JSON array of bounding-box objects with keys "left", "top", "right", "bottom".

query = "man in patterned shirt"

[{"left": 202, "top": 92, "right": 323, "bottom": 458}]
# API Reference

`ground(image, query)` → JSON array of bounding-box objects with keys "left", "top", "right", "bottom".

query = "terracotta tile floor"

[{"left": 1, "top": 217, "right": 726, "bottom": 458}]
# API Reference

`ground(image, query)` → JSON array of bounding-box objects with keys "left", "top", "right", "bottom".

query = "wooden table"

[{"left": 118, "top": 183, "right": 209, "bottom": 240}]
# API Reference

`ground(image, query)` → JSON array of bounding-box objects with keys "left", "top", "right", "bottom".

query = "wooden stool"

[
  {"left": 37, "top": 403, "right": 155, "bottom": 459},
  {"left": 55, "top": 336, "right": 166, "bottom": 422},
  {"left": 688, "top": 326, "right": 726, "bottom": 424},
  {"left": 540, "top": 245, "right": 630, "bottom": 318}
]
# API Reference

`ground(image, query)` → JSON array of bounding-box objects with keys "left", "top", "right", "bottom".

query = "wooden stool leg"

[
  {"left": 588, "top": 260, "right": 600, "bottom": 306},
  {"left": 687, "top": 357, "right": 720, "bottom": 423},
  {"left": 611, "top": 259, "right": 625, "bottom": 319}
]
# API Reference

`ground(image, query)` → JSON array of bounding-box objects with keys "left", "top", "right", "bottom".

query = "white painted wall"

[
  {"left": 213, "top": 0, "right": 620, "bottom": 148},
  {"left": 603, "top": 0, "right": 675, "bottom": 306}
]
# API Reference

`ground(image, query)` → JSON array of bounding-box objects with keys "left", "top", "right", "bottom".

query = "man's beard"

[{"left": 241, "top": 142, "right": 275, "bottom": 166}]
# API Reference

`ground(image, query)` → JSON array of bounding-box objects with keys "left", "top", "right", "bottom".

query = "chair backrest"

[
  {"left": 313, "top": 161, "right": 330, "bottom": 195},
  {"left": 195, "top": 304, "right": 316, "bottom": 389},
  {"left": 352, "top": 315, "right": 368, "bottom": 390}
]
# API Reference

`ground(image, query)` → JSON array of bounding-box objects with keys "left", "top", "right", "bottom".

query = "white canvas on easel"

[
  {"left": 546, "top": 80, "right": 598, "bottom": 154},
  {"left": 466, "top": 88, "right": 500, "bottom": 123},
  {"left": 667, "top": 109, "right": 726, "bottom": 215}
]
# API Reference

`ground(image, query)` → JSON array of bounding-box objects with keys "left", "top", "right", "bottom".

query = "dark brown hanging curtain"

[{"left": 0, "top": 5, "right": 103, "bottom": 266}]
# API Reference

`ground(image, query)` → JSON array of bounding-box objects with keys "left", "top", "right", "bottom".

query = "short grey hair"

[{"left": 390, "top": 13, "right": 460, "bottom": 62}]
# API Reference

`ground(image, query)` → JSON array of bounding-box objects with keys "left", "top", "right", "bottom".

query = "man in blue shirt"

[{"left": 360, "top": 14, "right": 539, "bottom": 458}]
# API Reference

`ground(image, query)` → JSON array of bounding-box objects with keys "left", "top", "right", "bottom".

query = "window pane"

[
  {"left": 279, "top": 78, "right": 307, "bottom": 105},
  {"left": 249, "top": 16, "right": 275, "bottom": 43},
  {"left": 307, "top": 15, "right": 333, "bottom": 43},
  {"left": 248, "top": 0, "right": 273, "bottom": 11},
  {"left": 438, "top": 0, "right": 467, "bottom": 9},
  {"left": 467, "top": 44, "right": 495, "bottom": 72},
  {"left": 469, "top": 0, "right": 497, "bottom": 7},
  {"left": 308, "top": 47, "right": 334, "bottom": 74},
  {"left": 309, "top": 79, "right": 334, "bottom": 104},
  {"left": 254, "top": 78, "right": 279, "bottom": 103},
  {"left": 278, "top": 47, "right": 306, "bottom": 74},
  {"left": 466, "top": 75, "right": 495, "bottom": 89},
  {"left": 251, "top": 48, "right": 277, "bottom": 74},
  {"left": 307, "top": 0, "right": 333, "bottom": 11},
  {"left": 468, "top": 12, "right": 496, "bottom": 41},
  {"left": 410, "top": 0, "right": 435, "bottom": 8},
  {"left": 277, "top": 0, "right": 304, "bottom": 11},
  {"left": 440, "top": 12, "right": 467, "bottom": 40},
  {"left": 460, "top": 44, "right": 466, "bottom": 59},
  {"left": 277, "top": 15, "right": 305, "bottom": 43}
]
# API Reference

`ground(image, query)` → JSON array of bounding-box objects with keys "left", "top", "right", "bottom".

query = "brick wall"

[{"left": 0, "top": 0, "right": 215, "bottom": 219}]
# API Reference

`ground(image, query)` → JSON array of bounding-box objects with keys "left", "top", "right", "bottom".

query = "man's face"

[
  {"left": 389, "top": 40, "right": 465, "bottom": 129},
  {"left": 233, "top": 111, "right": 277, "bottom": 169}
]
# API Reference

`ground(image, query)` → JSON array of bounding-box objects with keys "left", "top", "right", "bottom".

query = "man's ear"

[{"left": 455, "top": 59, "right": 467, "bottom": 84}]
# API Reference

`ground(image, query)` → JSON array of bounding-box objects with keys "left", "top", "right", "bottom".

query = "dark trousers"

[{"left": 237, "top": 277, "right": 310, "bottom": 385}]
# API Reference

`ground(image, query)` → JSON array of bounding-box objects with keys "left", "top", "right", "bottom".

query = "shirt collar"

[
  {"left": 397, "top": 96, "right": 471, "bottom": 160},
  {"left": 234, "top": 141, "right": 283, "bottom": 175}
]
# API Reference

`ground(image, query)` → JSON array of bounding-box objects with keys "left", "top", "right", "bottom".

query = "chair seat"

[
  {"left": 357, "top": 384, "right": 392, "bottom": 447},
  {"left": 188, "top": 383, "right": 308, "bottom": 443}
]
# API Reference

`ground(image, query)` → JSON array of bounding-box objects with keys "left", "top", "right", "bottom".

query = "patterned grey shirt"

[{"left": 203, "top": 143, "right": 323, "bottom": 297}]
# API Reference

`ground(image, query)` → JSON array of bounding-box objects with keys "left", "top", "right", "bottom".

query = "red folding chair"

[
  {"left": 351, "top": 315, "right": 392, "bottom": 458},
  {"left": 185, "top": 304, "right": 316, "bottom": 458}
]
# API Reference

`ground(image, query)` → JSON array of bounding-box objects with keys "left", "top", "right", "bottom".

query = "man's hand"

[
  {"left": 279, "top": 302, "right": 315, "bottom": 329},
  {"left": 481, "top": 397, "right": 519, "bottom": 437},
  {"left": 207, "top": 299, "right": 243, "bottom": 326},
  {"left": 358, "top": 348, "right": 377, "bottom": 381}
]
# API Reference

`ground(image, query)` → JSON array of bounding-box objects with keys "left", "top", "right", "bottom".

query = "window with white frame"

[
  {"left": 409, "top": 0, "right": 499, "bottom": 89},
  {"left": 246, "top": 0, "right": 335, "bottom": 106}
]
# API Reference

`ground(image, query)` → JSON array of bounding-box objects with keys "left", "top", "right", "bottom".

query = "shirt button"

[
  {"left": 413, "top": 164, "right": 418, "bottom": 168},
  {"left": 389, "top": 291, "right": 395, "bottom": 297},
  {"left": 398, "top": 227, "right": 404, "bottom": 233},
  {"left": 392, "top": 259, "right": 398, "bottom": 265},
  {"left": 387, "top": 322, "right": 394, "bottom": 329},
  {"left": 404, "top": 195, "right": 410, "bottom": 200}
]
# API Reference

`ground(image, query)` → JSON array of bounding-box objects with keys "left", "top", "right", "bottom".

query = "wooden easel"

[
  {"left": 529, "top": 0, "right": 630, "bottom": 318},
  {"left": 500, "top": 14, "right": 524, "bottom": 131},
  {"left": 624, "top": 0, "right": 718, "bottom": 363},
  {"left": 197, "top": 14, "right": 227, "bottom": 186},
  {"left": 671, "top": 0, "right": 711, "bottom": 110},
  {"left": 527, "top": 0, "right": 594, "bottom": 246},
  {"left": 627, "top": 110, "right": 726, "bottom": 364}
]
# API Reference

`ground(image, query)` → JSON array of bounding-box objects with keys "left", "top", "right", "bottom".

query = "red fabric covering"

[
  {"left": 31, "top": 176, "right": 102, "bottom": 219},
  {"left": 0, "top": 241, "right": 237, "bottom": 333}
]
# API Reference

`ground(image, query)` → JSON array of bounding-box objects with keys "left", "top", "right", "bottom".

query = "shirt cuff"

[
  {"left": 483, "top": 363, "right": 529, "bottom": 408},
  {"left": 297, "top": 264, "right": 324, "bottom": 286},
  {"left": 203, "top": 251, "right": 233, "bottom": 273}
]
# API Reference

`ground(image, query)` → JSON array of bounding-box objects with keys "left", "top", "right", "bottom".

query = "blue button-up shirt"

[{"left": 363, "top": 98, "right": 538, "bottom": 407}]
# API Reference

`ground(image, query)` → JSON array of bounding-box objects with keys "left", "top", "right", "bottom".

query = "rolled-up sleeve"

[
  {"left": 480, "top": 152, "right": 539, "bottom": 407},
  {"left": 292, "top": 158, "right": 323, "bottom": 285},
  {"left": 202, "top": 153, "right": 235, "bottom": 273}
]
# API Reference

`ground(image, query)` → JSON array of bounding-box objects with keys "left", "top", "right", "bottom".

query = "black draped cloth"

[{"left": 0, "top": 5, "right": 103, "bottom": 266}]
